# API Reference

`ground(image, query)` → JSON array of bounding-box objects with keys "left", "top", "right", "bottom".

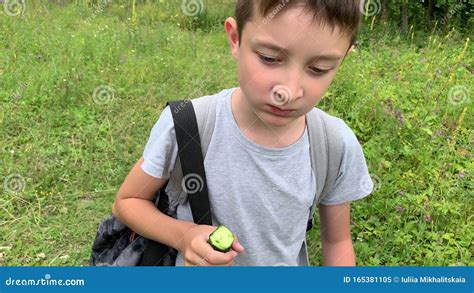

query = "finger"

[
  {"left": 184, "top": 251, "right": 210, "bottom": 267},
  {"left": 206, "top": 261, "right": 233, "bottom": 267},
  {"left": 186, "top": 257, "right": 211, "bottom": 267},
  {"left": 195, "top": 254, "right": 233, "bottom": 266},
  {"left": 196, "top": 255, "right": 211, "bottom": 267},
  {"left": 231, "top": 234, "right": 245, "bottom": 252},
  {"left": 185, "top": 251, "right": 235, "bottom": 267},
  {"left": 196, "top": 241, "right": 236, "bottom": 265},
  {"left": 206, "top": 250, "right": 235, "bottom": 265},
  {"left": 200, "top": 256, "right": 234, "bottom": 267}
]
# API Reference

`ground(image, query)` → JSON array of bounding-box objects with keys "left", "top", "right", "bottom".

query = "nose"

[
  {"left": 276, "top": 67, "right": 304, "bottom": 105},
  {"left": 287, "top": 66, "right": 304, "bottom": 100}
]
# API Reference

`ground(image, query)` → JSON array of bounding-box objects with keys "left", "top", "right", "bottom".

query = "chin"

[{"left": 259, "top": 112, "right": 296, "bottom": 128}]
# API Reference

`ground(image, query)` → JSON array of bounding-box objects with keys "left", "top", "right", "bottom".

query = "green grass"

[{"left": 1, "top": 1, "right": 472, "bottom": 266}]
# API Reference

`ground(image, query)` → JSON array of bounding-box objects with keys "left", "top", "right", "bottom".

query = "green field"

[{"left": 1, "top": 1, "right": 472, "bottom": 266}]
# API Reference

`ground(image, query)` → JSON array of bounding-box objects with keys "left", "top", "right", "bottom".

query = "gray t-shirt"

[{"left": 141, "top": 87, "right": 373, "bottom": 266}]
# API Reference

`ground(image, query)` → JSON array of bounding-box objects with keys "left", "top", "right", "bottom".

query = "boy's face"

[{"left": 225, "top": 5, "right": 352, "bottom": 128}]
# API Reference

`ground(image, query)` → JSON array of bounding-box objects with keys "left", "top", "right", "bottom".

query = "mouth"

[{"left": 268, "top": 104, "right": 295, "bottom": 116}]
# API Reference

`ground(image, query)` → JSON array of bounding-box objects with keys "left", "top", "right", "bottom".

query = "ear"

[
  {"left": 345, "top": 44, "right": 356, "bottom": 56},
  {"left": 224, "top": 17, "right": 240, "bottom": 60}
]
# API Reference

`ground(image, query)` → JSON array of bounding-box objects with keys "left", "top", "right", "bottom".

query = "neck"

[{"left": 231, "top": 88, "right": 306, "bottom": 148}]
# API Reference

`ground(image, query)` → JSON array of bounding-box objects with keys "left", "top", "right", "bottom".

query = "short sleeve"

[
  {"left": 318, "top": 118, "right": 373, "bottom": 205},
  {"left": 141, "top": 106, "right": 178, "bottom": 179}
]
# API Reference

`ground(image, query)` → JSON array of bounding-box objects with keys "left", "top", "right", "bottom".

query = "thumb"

[{"left": 231, "top": 234, "right": 245, "bottom": 253}]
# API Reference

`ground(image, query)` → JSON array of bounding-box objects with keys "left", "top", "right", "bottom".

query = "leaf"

[
  {"left": 442, "top": 233, "right": 454, "bottom": 240},
  {"left": 422, "top": 128, "right": 433, "bottom": 136}
]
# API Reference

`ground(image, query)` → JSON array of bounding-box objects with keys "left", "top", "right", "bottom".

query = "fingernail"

[{"left": 232, "top": 251, "right": 238, "bottom": 258}]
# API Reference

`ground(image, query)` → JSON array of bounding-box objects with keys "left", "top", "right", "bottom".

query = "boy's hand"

[{"left": 180, "top": 224, "right": 245, "bottom": 266}]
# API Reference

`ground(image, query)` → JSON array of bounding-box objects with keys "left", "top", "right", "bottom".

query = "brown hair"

[{"left": 235, "top": 0, "right": 362, "bottom": 46}]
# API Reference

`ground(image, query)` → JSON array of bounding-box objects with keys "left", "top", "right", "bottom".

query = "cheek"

[
  {"left": 237, "top": 56, "right": 273, "bottom": 103},
  {"left": 310, "top": 82, "right": 328, "bottom": 100},
  {"left": 310, "top": 73, "right": 338, "bottom": 98}
]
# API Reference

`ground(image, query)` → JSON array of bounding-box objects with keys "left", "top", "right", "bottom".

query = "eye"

[
  {"left": 309, "top": 67, "right": 331, "bottom": 76},
  {"left": 258, "top": 54, "right": 279, "bottom": 64}
]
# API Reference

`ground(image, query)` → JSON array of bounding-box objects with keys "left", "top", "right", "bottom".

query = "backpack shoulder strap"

[
  {"left": 191, "top": 93, "right": 219, "bottom": 154},
  {"left": 306, "top": 107, "right": 344, "bottom": 231},
  {"left": 139, "top": 94, "right": 219, "bottom": 266},
  {"left": 164, "top": 93, "right": 219, "bottom": 206},
  {"left": 167, "top": 100, "right": 212, "bottom": 225}
]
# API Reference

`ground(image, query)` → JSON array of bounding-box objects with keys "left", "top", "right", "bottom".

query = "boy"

[{"left": 112, "top": 0, "right": 373, "bottom": 266}]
